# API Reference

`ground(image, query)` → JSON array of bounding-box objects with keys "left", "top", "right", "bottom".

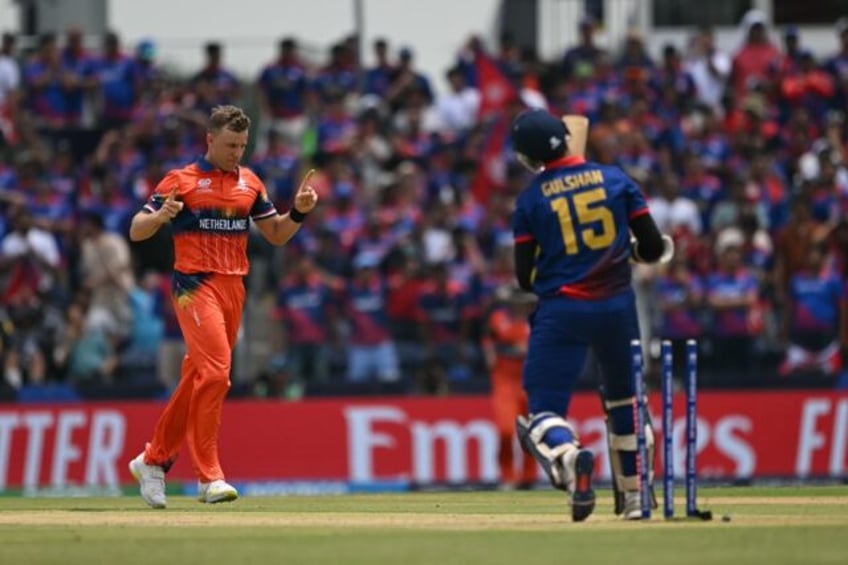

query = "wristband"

[
  {"left": 289, "top": 207, "right": 308, "bottom": 223},
  {"left": 630, "top": 235, "right": 674, "bottom": 264},
  {"left": 658, "top": 234, "right": 675, "bottom": 264}
]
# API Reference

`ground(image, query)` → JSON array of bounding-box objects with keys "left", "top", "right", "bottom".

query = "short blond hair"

[{"left": 208, "top": 105, "right": 251, "bottom": 133}]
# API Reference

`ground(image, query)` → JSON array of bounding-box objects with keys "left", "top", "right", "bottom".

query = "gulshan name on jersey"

[
  {"left": 541, "top": 169, "right": 605, "bottom": 197},
  {"left": 198, "top": 218, "right": 249, "bottom": 231}
]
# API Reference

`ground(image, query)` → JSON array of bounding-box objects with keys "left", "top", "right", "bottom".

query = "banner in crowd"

[{"left": 0, "top": 391, "right": 846, "bottom": 493}]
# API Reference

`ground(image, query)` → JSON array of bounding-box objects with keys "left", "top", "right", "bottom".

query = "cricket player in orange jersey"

[
  {"left": 483, "top": 286, "right": 538, "bottom": 489},
  {"left": 127, "top": 105, "right": 318, "bottom": 508}
]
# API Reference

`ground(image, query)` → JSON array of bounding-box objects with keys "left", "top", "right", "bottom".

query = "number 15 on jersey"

[{"left": 550, "top": 187, "right": 616, "bottom": 255}]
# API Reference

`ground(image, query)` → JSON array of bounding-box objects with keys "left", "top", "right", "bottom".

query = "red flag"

[
  {"left": 470, "top": 115, "right": 509, "bottom": 205},
  {"left": 476, "top": 52, "right": 518, "bottom": 120},
  {"left": 0, "top": 102, "right": 18, "bottom": 146}
]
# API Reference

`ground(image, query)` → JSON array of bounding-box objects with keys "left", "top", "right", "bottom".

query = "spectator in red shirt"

[
  {"left": 780, "top": 51, "right": 835, "bottom": 123},
  {"left": 730, "top": 11, "right": 781, "bottom": 99},
  {"left": 386, "top": 254, "right": 427, "bottom": 364}
]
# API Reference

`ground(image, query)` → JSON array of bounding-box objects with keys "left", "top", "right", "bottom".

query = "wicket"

[
  {"left": 630, "top": 340, "right": 651, "bottom": 519},
  {"left": 630, "top": 338, "right": 712, "bottom": 521}
]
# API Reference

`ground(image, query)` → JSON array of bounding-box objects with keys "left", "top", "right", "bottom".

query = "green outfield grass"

[{"left": 1, "top": 486, "right": 847, "bottom": 565}]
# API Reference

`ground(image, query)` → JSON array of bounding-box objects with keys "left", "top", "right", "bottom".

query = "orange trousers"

[
  {"left": 491, "top": 358, "right": 537, "bottom": 485},
  {"left": 144, "top": 274, "right": 244, "bottom": 482}
]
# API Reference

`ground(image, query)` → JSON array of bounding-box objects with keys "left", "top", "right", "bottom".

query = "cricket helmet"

[{"left": 510, "top": 108, "right": 569, "bottom": 164}]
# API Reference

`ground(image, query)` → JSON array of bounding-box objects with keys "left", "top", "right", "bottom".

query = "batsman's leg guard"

[
  {"left": 599, "top": 390, "right": 625, "bottom": 515},
  {"left": 516, "top": 412, "right": 577, "bottom": 491},
  {"left": 604, "top": 397, "right": 657, "bottom": 514},
  {"left": 516, "top": 412, "right": 595, "bottom": 521}
]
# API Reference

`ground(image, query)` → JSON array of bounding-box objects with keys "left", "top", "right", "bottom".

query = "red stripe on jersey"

[
  {"left": 556, "top": 284, "right": 597, "bottom": 299},
  {"left": 514, "top": 234, "right": 535, "bottom": 243},
  {"left": 629, "top": 207, "right": 649, "bottom": 220},
  {"left": 545, "top": 155, "right": 586, "bottom": 169}
]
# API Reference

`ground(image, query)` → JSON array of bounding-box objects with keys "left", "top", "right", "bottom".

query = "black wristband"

[{"left": 289, "top": 207, "right": 308, "bottom": 223}]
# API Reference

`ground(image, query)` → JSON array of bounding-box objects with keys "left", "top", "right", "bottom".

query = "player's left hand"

[{"left": 294, "top": 169, "right": 319, "bottom": 214}]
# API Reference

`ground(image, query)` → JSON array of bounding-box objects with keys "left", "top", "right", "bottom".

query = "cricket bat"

[{"left": 562, "top": 115, "right": 589, "bottom": 158}]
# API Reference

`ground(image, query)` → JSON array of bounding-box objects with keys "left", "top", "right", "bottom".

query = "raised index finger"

[
  {"left": 298, "top": 169, "right": 316, "bottom": 191},
  {"left": 167, "top": 187, "right": 178, "bottom": 201}
]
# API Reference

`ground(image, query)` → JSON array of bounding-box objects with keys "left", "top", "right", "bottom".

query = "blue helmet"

[{"left": 510, "top": 109, "right": 569, "bottom": 163}]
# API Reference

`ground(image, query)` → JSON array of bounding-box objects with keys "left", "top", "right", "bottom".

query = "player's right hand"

[{"left": 157, "top": 187, "right": 184, "bottom": 223}]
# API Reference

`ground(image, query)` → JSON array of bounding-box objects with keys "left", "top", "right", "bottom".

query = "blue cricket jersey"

[{"left": 512, "top": 156, "right": 649, "bottom": 299}]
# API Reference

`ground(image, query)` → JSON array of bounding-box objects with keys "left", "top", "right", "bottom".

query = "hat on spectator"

[
  {"left": 137, "top": 39, "right": 155, "bottom": 60},
  {"left": 715, "top": 227, "right": 744, "bottom": 255}
]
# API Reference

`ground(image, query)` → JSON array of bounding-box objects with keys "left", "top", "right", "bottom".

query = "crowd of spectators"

[{"left": 0, "top": 9, "right": 847, "bottom": 401}]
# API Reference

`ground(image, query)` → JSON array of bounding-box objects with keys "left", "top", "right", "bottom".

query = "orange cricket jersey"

[
  {"left": 143, "top": 158, "right": 277, "bottom": 275},
  {"left": 488, "top": 308, "right": 530, "bottom": 359}
]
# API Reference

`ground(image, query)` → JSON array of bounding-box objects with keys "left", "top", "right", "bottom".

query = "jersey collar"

[
  {"left": 545, "top": 155, "right": 586, "bottom": 169},
  {"left": 196, "top": 156, "right": 240, "bottom": 176}
]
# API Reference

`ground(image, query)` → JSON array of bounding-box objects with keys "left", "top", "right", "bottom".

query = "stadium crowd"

[{"left": 0, "top": 10, "right": 846, "bottom": 401}]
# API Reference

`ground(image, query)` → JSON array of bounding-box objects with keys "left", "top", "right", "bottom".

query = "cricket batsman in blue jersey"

[{"left": 510, "top": 108, "right": 673, "bottom": 521}]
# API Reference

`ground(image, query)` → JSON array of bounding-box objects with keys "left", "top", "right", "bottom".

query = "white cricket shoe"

[
  {"left": 623, "top": 491, "right": 644, "bottom": 520},
  {"left": 198, "top": 479, "right": 239, "bottom": 504},
  {"left": 128, "top": 452, "right": 166, "bottom": 509}
]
